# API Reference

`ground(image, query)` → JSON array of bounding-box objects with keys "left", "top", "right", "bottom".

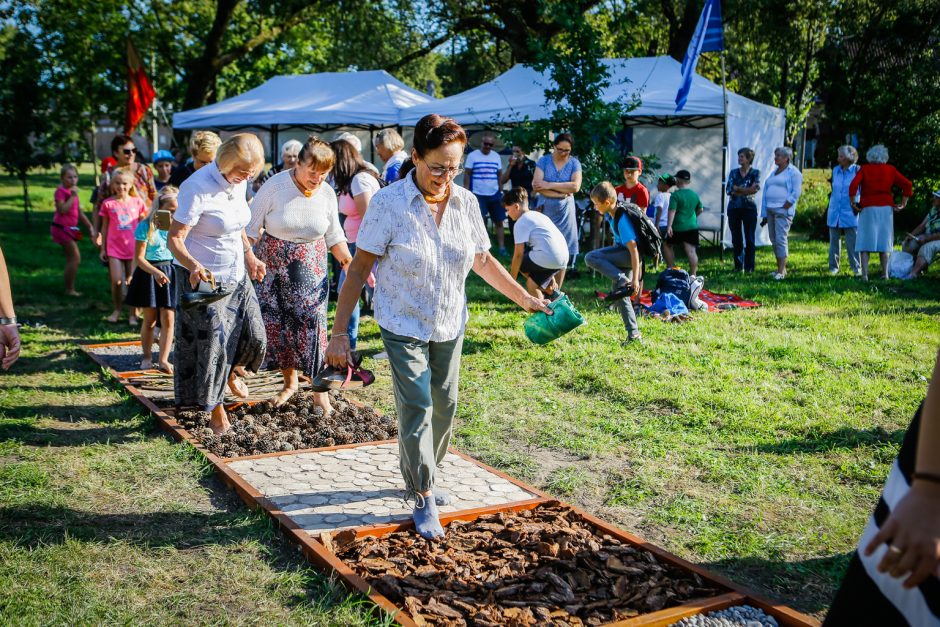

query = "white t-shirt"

[
  {"left": 650, "top": 191, "right": 671, "bottom": 227},
  {"left": 464, "top": 149, "right": 502, "bottom": 197},
  {"left": 764, "top": 171, "right": 789, "bottom": 208},
  {"left": 246, "top": 170, "right": 346, "bottom": 247},
  {"left": 173, "top": 162, "right": 250, "bottom": 284},
  {"left": 512, "top": 211, "right": 569, "bottom": 269}
]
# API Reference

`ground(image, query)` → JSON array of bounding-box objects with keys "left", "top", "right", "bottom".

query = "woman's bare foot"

[
  {"left": 156, "top": 361, "right": 174, "bottom": 375},
  {"left": 228, "top": 375, "right": 249, "bottom": 398},
  {"left": 65, "top": 290, "right": 82, "bottom": 297},
  {"left": 128, "top": 316, "right": 139, "bottom": 327},
  {"left": 312, "top": 391, "right": 333, "bottom": 415},
  {"left": 209, "top": 406, "right": 231, "bottom": 434},
  {"left": 140, "top": 358, "right": 153, "bottom": 370},
  {"left": 106, "top": 311, "right": 121, "bottom": 323},
  {"left": 273, "top": 386, "right": 298, "bottom": 407}
]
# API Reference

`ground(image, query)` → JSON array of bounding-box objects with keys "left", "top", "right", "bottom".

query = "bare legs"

[
  {"left": 140, "top": 307, "right": 175, "bottom": 371},
  {"left": 684, "top": 243, "right": 699, "bottom": 276},
  {"left": 60, "top": 240, "right": 81, "bottom": 296},
  {"left": 209, "top": 404, "right": 230, "bottom": 434},
  {"left": 776, "top": 256, "right": 787, "bottom": 278},
  {"left": 860, "top": 251, "right": 890, "bottom": 280},
  {"left": 662, "top": 242, "right": 676, "bottom": 268},
  {"left": 274, "top": 367, "right": 333, "bottom": 413},
  {"left": 106, "top": 258, "right": 137, "bottom": 324},
  {"left": 912, "top": 255, "right": 929, "bottom": 278}
]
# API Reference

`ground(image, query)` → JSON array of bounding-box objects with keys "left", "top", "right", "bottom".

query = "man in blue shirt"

[
  {"left": 464, "top": 132, "right": 507, "bottom": 256},
  {"left": 585, "top": 181, "right": 643, "bottom": 343}
]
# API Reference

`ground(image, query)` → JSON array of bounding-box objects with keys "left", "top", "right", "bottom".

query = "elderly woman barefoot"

[
  {"left": 325, "top": 114, "right": 552, "bottom": 540},
  {"left": 168, "top": 134, "right": 268, "bottom": 434},
  {"left": 248, "top": 136, "right": 353, "bottom": 412}
]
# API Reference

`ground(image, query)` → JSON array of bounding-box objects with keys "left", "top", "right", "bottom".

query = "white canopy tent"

[
  {"left": 172, "top": 70, "right": 432, "bottom": 160},
  {"left": 401, "top": 57, "right": 785, "bottom": 247}
]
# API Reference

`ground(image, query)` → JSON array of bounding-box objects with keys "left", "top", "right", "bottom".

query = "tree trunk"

[{"left": 19, "top": 172, "right": 30, "bottom": 224}]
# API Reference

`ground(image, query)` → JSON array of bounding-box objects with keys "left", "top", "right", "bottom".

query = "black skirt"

[{"left": 124, "top": 262, "right": 178, "bottom": 309}]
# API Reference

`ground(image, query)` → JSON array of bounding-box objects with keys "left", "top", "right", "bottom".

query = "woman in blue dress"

[{"left": 533, "top": 133, "right": 582, "bottom": 288}]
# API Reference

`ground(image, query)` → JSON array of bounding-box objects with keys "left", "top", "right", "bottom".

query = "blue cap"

[{"left": 152, "top": 150, "right": 175, "bottom": 164}]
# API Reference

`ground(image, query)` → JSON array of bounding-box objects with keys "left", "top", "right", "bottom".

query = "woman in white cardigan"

[{"left": 761, "top": 147, "right": 803, "bottom": 280}]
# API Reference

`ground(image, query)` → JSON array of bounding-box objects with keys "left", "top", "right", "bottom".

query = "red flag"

[{"left": 126, "top": 39, "right": 155, "bottom": 134}]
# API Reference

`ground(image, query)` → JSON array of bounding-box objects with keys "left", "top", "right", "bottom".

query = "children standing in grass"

[
  {"left": 124, "top": 186, "right": 179, "bottom": 372},
  {"left": 666, "top": 170, "right": 703, "bottom": 276},
  {"left": 51, "top": 164, "right": 96, "bottom": 296},
  {"left": 99, "top": 169, "right": 148, "bottom": 325},
  {"left": 502, "top": 187, "right": 568, "bottom": 298}
]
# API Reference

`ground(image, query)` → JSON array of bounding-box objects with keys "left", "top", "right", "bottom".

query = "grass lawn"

[{"left": 2, "top": 166, "right": 938, "bottom": 623}]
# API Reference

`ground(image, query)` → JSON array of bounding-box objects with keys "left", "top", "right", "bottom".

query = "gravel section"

[
  {"left": 174, "top": 391, "right": 397, "bottom": 458},
  {"left": 86, "top": 343, "right": 158, "bottom": 373},
  {"left": 333, "top": 504, "right": 724, "bottom": 625},
  {"left": 670, "top": 604, "right": 779, "bottom": 626}
]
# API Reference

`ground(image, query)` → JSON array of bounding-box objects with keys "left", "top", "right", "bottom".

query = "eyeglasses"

[
  {"left": 555, "top": 147, "right": 571, "bottom": 154},
  {"left": 122, "top": 148, "right": 137, "bottom": 155},
  {"left": 424, "top": 163, "right": 464, "bottom": 178}
]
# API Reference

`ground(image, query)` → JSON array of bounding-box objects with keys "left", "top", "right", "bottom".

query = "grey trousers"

[
  {"left": 829, "top": 227, "right": 859, "bottom": 273},
  {"left": 766, "top": 206, "right": 793, "bottom": 259},
  {"left": 584, "top": 244, "right": 639, "bottom": 336},
  {"left": 380, "top": 327, "right": 463, "bottom": 494}
]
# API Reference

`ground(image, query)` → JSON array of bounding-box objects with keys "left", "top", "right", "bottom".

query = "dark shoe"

[
  {"left": 605, "top": 284, "right": 633, "bottom": 301},
  {"left": 181, "top": 280, "right": 232, "bottom": 310},
  {"left": 310, "top": 352, "right": 375, "bottom": 392},
  {"left": 621, "top": 331, "right": 643, "bottom": 345}
]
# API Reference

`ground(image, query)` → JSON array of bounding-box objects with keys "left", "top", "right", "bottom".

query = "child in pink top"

[
  {"left": 99, "top": 169, "right": 147, "bottom": 325},
  {"left": 51, "top": 164, "right": 95, "bottom": 296}
]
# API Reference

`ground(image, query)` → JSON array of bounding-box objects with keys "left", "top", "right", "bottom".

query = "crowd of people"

[{"left": 1, "top": 116, "right": 932, "bottom": 615}]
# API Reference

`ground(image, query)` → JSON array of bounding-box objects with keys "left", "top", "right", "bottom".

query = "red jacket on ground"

[{"left": 849, "top": 163, "right": 913, "bottom": 208}]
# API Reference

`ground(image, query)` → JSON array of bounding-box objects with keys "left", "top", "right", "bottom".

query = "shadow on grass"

[
  {"left": 705, "top": 551, "right": 852, "bottom": 616},
  {"left": 748, "top": 426, "right": 906, "bottom": 455},
  {"left": 0, "top": 418, "right": 146, "bottom": 447},
  {"left": 0, "top": 503, "right": 267, "bottom": 549}
]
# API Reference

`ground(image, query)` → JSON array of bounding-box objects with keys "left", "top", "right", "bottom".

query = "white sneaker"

[
  {"left": 773, "top": 272, "right": 786, "bottom": 281},
  {"left": 373, "top": 351, "right": 388, "bottom": 360},
  {"left": 829, "top": 268, "right": 840, "bottom": 276}
]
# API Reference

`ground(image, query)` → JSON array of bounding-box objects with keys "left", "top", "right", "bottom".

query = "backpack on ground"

[
  {"left": 652, "top": 267, "right": 706, "bottom": 310},
  {"left": 613, "top": 201, "right": 662, "bottom": 264}
]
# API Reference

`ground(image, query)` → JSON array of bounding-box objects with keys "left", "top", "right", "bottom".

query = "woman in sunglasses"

[
  {"left": 93, "top": 135, "right": 157, "bottom": 246},
  {"left": 325, "top": 114, "right": 552, "bottom": 540}
]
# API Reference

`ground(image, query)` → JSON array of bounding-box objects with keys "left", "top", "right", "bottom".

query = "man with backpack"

[{"left": 585, "top": 181, "right": 659, "bottom": 343}]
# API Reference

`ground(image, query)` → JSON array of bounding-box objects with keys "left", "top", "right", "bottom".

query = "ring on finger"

[{"left": 887, "top": 545, "right": 904, "bottom": 554}]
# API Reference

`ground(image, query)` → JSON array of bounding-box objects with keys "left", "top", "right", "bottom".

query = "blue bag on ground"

[
  {"left": 649, "top": 292, "right": 689, "bottom": 316},
  {"left": 524, "top": 292, "right": 586, "bottom": 344}
]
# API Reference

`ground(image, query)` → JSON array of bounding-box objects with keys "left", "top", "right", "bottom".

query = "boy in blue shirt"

[{"left": 585, "top": 181, "right": 643, "bottom": 342}]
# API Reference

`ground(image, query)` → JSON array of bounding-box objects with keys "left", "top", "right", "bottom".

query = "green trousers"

[{"left": 380, "top": 327, "right": 463, "bottom": 494}]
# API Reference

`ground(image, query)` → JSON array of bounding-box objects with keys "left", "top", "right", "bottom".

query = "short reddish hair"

[{"left": 412, "top": 114, "right": 467, "bottom": 158}]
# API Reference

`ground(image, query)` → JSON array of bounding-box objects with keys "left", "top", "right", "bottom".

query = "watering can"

[{"left": 523, "top": 292, "right": 586, "bottom": 345}]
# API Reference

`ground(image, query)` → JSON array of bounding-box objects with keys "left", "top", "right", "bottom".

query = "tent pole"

[
  {"left": 719, "top": 50, "right": 728, "bottom": 262},
  {"left": 271, "top": 125, "right": 279, "bottom": 166}
]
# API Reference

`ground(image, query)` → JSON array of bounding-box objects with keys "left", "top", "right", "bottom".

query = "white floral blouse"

[{"left": 355, "top": 171, "right": 491, "bottom": 342}]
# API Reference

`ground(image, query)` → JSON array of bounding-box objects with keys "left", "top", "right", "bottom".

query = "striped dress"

[{"left": 824, "top": 405, "right": 940, "bottom": 626}]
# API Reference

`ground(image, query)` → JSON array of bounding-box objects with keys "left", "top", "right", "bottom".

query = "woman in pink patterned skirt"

[{"left": 247, "top": 135, "right": 353, "bottom": 412}]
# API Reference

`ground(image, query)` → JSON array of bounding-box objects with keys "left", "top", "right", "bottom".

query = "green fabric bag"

[{"left": 524, "top": 292, "right": 586, "bottom": 345}]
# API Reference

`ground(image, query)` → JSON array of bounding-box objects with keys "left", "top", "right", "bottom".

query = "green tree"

[
  {"left": 819, "top": 0, "right": 940, "bottom": 207},
  {"left": 0, "top": 29, "right": 54, "bottom": 222},
  {"left": 508, "top": 0, "right": 636, "bottom": 190}
]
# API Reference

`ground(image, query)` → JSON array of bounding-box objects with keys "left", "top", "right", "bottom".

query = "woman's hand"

[
  {"left": 245, "top": 250, "right": 266, "bottom": 281},
  {"left": 153, "top": 271, "right": 170, "bottom": 287},
  {"left": 522, "top": 294, "right": 553, "bottom": 314},
  {"left": 325, "top": 334, "right": 353, "bottom": 369},
  {"left": 99, "top": 249, "right": 108, "bottom": 263},
  {"left": 0, "top": 323, "right": 20, "bottom": 370},
  {"left": 189, "top": 265, "right": 211, "bottom": 289},
  {"left": 865, "top": 481, "right": 940, "bottom": 588}
]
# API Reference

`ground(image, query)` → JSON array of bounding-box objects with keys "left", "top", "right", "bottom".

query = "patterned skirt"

[
  {"left": 173, "top": 269, "right": 266, "bottom": 410},
  {"left": 538, "top": 194, "right": 578, "bottom": 257},
  {"left": 254, "top": 233, "right": 330, "bottom": 378}
]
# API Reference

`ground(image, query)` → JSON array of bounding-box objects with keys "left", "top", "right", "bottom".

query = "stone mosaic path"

[{"left": 228, "top": 443, "right": 537, "bottom": 532}]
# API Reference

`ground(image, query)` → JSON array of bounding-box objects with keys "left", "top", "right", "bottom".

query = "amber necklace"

[{"left": 290, "top": 169, "right": 313, "bottom": 197}]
